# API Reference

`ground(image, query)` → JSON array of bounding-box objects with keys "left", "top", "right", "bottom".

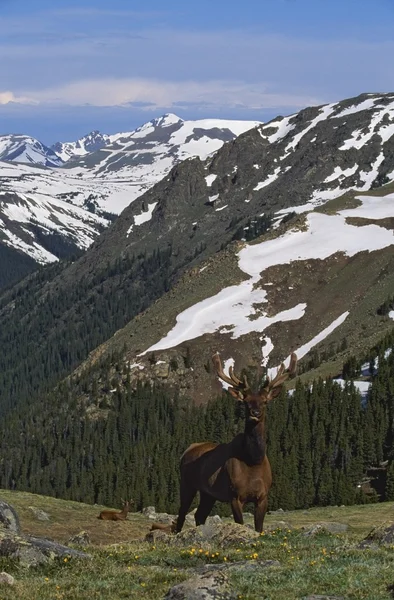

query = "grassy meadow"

[{"left": 0, "top": 489, "right": 394, "bottom": 599}]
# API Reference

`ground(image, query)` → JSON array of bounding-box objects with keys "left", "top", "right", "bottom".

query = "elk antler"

[
  {"left": 266, "top": 352, "right": 297, "bottom": 392},
  {"left": 212, "top": 353, "right": 250, "bottom": 397}
]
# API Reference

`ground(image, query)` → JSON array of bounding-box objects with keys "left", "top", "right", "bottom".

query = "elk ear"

[{"left": 227, "top": 387, "right": 245, "bottom": 402}]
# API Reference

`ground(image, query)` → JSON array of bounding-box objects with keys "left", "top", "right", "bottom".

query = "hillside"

[
  {"left": 1, "top": 93, "right": 394, "bottom": 414},
  {"left": 1, "top": 489, "right": 394, "bottom": 600}
]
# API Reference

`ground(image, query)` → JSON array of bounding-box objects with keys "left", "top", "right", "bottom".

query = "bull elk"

[
  {"left": 97, "top": 499, "right": 133, "bottom": 521},
  {"left": 176, "top": 352, "right": 297, "bottom": 533}
]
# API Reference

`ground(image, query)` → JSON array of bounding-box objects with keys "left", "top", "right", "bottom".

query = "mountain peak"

[{"left": 152, "top": 113, "right": 183, "bottom": 128}]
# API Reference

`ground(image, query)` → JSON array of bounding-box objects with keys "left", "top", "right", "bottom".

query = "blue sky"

[{"left": 1, "top": 0, "right": 394, "bottom": 144}]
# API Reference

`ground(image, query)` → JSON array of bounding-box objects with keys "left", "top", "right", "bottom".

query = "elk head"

[{"left": 212, "top": 352, "right": 297, "bottom": 423}]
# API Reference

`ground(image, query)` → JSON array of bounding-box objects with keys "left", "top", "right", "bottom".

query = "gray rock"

[
  {"left": 153, "top": 362, "right": 170, "bottom": 378},
  {"left": 164, "top": 522, "right": 260, "bottom": 549},
  {"left": 28, "top": 507, "right": 50, "bottom": 521},
  {"left": 164, "top": 570, "right": 235, "bottom": 600},
  {"left": 68, "top": 531, "right": 91, "bottom": 545},
  {"left": 303, "top": 522, "right": 348, "bottom": 536},
  {"left": 150, "top": 512, "right": 176, "bottom": 524},
  {"left": 145, "top": 529, "right": 171, "bottom": 543},
  {"left": 142, "top": 506, "right": 156, "bottom": 517},
  {"left": 0, "top": 572, "right": 15, "bottom": 586},
  {"left": 0, "top": 500, "right": 20, "bottom": 534},
  {"left": 359, "top": 522, "right": 394, "bottom": 548},
  {"left": 206, "top": 515, "right": 222, "bottom": 525},
  {"left": 0, "top": 501, "right": 91, "bottom": 567}
]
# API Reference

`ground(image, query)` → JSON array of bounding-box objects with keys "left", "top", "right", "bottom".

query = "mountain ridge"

[
  {"left": 0, "top": 113, "right": 260, "bottom": 288},
  {"left": 1, "top": 92, "right": 394, "bottom": 412}
]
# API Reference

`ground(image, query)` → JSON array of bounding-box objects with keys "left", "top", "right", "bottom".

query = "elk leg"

[
  {"left": 176, "top": 484, "right": 197, "bottom": 533},
  {"left": 195, "top": 492, "right": 216, "bottom": 526},
  {"left": 230, "top": 498, "right": 244, "bottom": 525},
  {"left": 254, "top": 496, "right": 268, "bottom": 533}
]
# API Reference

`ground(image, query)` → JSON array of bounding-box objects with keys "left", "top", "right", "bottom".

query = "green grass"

[{"left": 1, "top": 490, "right": 394, "bottom": 599}]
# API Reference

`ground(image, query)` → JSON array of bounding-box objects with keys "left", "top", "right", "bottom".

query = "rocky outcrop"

[
  {"left": 146, "top": 522, "right": 260, "bottom": 548},
  {"left": 0, "top": 500, "right": 20, "bottom": 534},
  {"left": 164, "top": 569, "right": 235, "bottom": 600},
  {"left": 164, "top": 560, "right": 280, "bottom": 599},
  {"left": 302, "top": 522, "right": 348, "bottom": 536},
  {"left": 358, "top": 522, "right": 394, "bottom": 548},
  {"left": 0, "top": 499, "right": 91, "bottom": 567}
]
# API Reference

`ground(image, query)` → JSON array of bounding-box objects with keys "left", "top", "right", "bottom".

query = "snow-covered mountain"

[
  {"left": 0, "top": 114, "right": 260, "bottom": 274},
  {"left": 52, "top": 130, "right": 110, "bottom": 162},
  {"left": 60, "top": 113, "right": 262, "bottom": 209},
  {"left": 0, "top": 134, "right": 63, "bottom": 167},
  {"left": 3, "top": 94, "right": 394, "bottom": 287}
]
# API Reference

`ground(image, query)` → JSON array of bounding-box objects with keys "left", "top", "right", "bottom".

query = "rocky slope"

[{"left": 51, "top": 130, "right": 110, "bottom": 162}]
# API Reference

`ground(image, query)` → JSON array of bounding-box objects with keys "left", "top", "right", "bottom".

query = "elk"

[
  {"left": 176, "top": 352, "right": 297, "bottom": 533},
  {"left": 149, "top": 520, "right": 177, "bottom": 533},
  {"left": 97, "top": 499, "right": 133, "bottom": 521}
]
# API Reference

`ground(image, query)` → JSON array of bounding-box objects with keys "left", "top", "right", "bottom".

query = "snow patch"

[
  {"left": 253, "top": 167, "right": 281, "bottom": 191},
  {"left": 205, "top": 174, "right": 217, "bottom": 187},
  {"left": 127, "top": 202, "right": 158, "bottom": 235}
]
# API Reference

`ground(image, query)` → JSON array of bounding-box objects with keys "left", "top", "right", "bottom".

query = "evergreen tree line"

[
  {"left": 1, "top": 337, "right": 393, "bottom": 513},
  {"left": 0, "top": 240, "right": 205, "bottom": 418}
]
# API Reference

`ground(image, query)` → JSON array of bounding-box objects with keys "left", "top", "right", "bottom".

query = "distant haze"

[{"left": 1, "top": 0, "right": 394, "bottom": 143}]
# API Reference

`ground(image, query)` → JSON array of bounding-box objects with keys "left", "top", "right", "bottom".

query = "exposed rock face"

[
  {"left": 0, "top": 500, "right": 20, "bottom": 534},
  {"left": 359, "top": 522, "right": 394, "bottom": 548},
  {"left": 0, "top": 499, "right": 91, "bottom": 567},
  {"left": 146, "top": 522, "right": 260, "bottom": 548}
]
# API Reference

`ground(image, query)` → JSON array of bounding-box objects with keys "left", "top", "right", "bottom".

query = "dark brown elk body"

[
  {"left": 176, "top": 353, "right": 297, "bottom": 533},
  {"left": 98, "top": 499, "right": 133, "bottom": 521}
]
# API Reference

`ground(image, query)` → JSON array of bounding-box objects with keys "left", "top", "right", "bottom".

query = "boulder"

[
  {"left": 303, "top": 522, "right": 348, "bottom": 536},
  {"left": 164, "top": 560, "right": 280, "bottom": 600},
  {"left": 0, "top": 500, "right": 20, "bottom": 534},
  {"left": 28, "top": 507, "right": 50, "bottom": 521},
  {"left": 68, "top": 531, "right": 91, "bottom": 545},
  {"left": 0, "top": 500, "right": 91, "bottom": 567},
  {"left": 359, "top": 522, "right": 394, "bottom": 548},
  {"left": 142, "top": 506, "right": 156, "bottom": 517},
  {"left": 164, "top": 569, "right": 235, "bottom": 600},
  {"left": 0, "top": 572, "right": 15, "bottom": 586}
]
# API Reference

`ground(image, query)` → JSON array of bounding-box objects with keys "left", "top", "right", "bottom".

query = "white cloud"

[
  {"left": 8, "top": 78, "right": 320, "bottom": 110},
  {"left": 0, "top": 90, "right": 36, "bottom": 105}
]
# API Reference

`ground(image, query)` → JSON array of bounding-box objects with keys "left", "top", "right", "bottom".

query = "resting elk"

[
  {"left": 176, "top": 352, "right": 297, "bottom": 533},
  {"left": 149, "top": 520, "right": 177, "bottom": 533},
  {"left": 97, "top": 499, "right": 133, "bottom": 521}
]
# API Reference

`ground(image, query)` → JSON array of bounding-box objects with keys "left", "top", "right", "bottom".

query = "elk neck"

[{"left": 241, "top": 417, "right": 266, "bottom": 465}]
